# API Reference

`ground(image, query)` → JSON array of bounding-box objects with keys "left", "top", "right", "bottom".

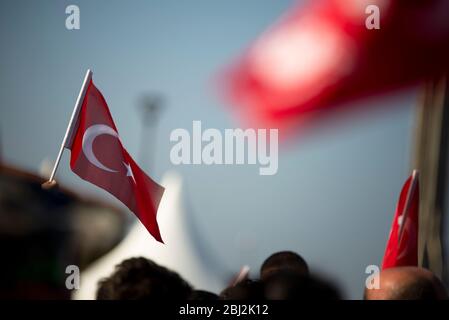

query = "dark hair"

[
  {"left": 263, "top": 271, "right": 341, "bottom": 300},
  {"left": 220, "top": 279, "right": 264, "bottom": 300},
  {"left": 188, "top": 290, "right": 219, "bottom": 301},
  {"left": 260, "top": 251, "right": 308, "bottom": 280},
  {"left": 391, "top": 276, "right": 446, "bottom": 300},
  {"left": 96, "top": 257, "right": 192, "bottom": 300}
]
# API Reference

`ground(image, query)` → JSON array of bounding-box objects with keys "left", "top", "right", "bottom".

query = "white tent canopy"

[{"left": 74, "top": 171, "right": 224, "bottom": 299}]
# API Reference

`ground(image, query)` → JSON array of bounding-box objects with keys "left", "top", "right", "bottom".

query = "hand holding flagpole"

[{"left": 42, "top": 69, "right": 92, "bottom": 189}]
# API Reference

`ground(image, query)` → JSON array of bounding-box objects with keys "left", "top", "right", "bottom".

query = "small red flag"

[
  {"left": 68, "top": 79, "right": 165, "bottom": 243},
  {"left": 382, "top": 171, "right": 419, "bottom": 269}
]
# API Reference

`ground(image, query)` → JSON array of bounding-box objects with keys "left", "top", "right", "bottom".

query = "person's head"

[
  {"left": 364, "top": 267, "right": 448, "bottom": 300},
  {"left": 263, "top": 271, "right": 341, "bottom": 300},
  {"left": 96, "top": 257, "right": 192, "bottom": 300},
  {"left": 188, "top": 290, "right": 219, "bottom": 301},
  {"left": 220, "top": 279, "right": 264, "bottom": 300},
  {"left": 260, "top": 251, "right": 308, "bottom": 280}
]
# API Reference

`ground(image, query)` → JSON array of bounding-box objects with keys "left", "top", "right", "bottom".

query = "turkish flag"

[
  {"left": 382, "top": 171, "right": 419, "bottom": 269},
  {"left": 221, "top": 0, "right": 449, "bottom": 134},
  {"left": 68, "top": 79, "right": 165, "bottom": 243}
]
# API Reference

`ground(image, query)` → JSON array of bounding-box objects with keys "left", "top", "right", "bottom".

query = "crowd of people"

[{"left": 95, "top": 251, "right": 448, "bottom": 300}]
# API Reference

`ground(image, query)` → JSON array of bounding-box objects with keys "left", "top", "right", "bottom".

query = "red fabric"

[
  {"left": 69, "top": 80, "right": 165, "bottom": 243},
  {"left": 382, "top": 174, "right": 419, "bottom": 269},
  {"left": 222, "top": 0, "right": 449, "bottom": 133}
]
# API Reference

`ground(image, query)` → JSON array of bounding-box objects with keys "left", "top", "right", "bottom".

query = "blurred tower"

[{"left": 138, "top": 94, "right": 164, "bottom": 172}]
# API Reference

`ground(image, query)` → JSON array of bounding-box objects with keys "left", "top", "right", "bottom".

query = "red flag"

[
  {"left": 221, "top": 0, "right": 449, "bottom": 133},
  {"left": 68, "top": 78, "right": 165, "bottom": 243},
  {"left": 382, "top": 171, "right": 419, "bottom": 269}
]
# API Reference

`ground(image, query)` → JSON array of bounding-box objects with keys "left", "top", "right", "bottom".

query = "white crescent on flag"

[{"left": 82, "top": 124, "right": 119, "bottom": 173}]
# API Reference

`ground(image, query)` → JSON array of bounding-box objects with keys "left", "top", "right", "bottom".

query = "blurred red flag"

[
  {"left": 68, "top": 79, "right": 165, "bottom": 243},
  {"left": 382, "top": 171, "right": 419, "bottom": 269},
  {"left": 222, "top": 0, "right": 449, "bottom": 133}
]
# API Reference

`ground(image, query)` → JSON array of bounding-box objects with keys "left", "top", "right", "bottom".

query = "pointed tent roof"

[{"left": 74, "top": 171, "right": 225, "bottom": 299}]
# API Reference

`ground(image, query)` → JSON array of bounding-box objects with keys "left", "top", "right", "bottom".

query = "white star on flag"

[{"left": 123, "top": 161, "right": 136, "bottom": 183}]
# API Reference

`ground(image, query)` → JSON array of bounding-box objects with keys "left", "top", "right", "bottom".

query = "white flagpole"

[
  {"left": 231, "top": 265, "right": 250, "bottom": 286},
  {"left": 398, "top": 169, "right": 419, "bottom": 240},
  {"left": 44, "top": 69, "right": 92, "bottom": 186}
]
